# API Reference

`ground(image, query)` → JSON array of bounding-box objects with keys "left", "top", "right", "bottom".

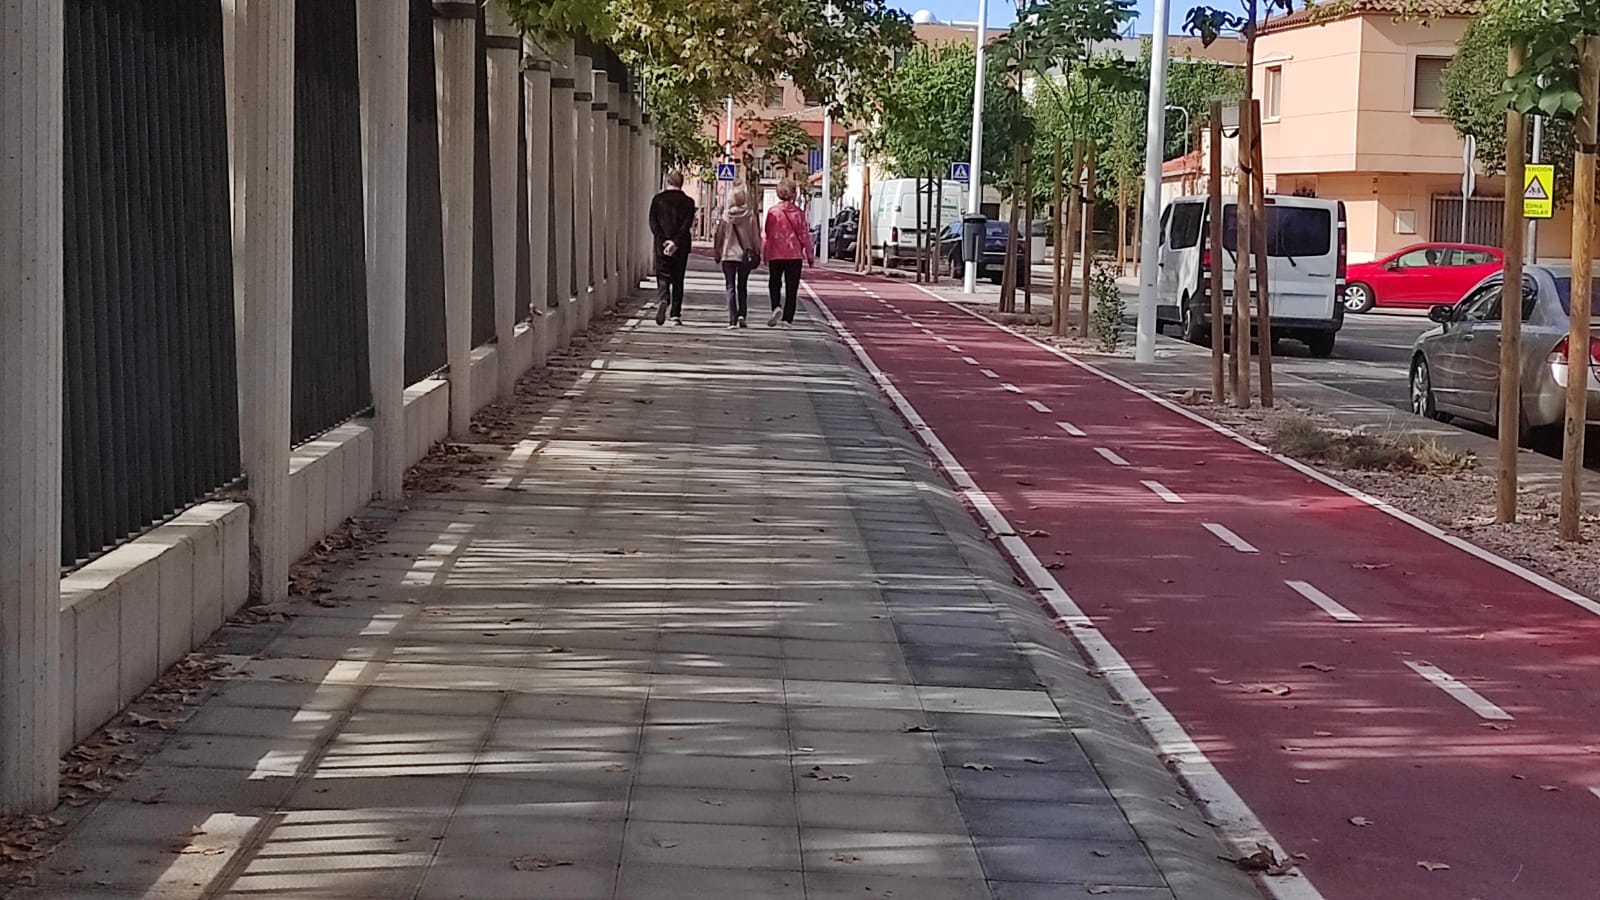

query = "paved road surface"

[
  {"left": 1267, "top": 312, "right": 1432, "bottom": 411},
  {"left": 810, "top": 267, "right": 1600, "bottom": 900}
]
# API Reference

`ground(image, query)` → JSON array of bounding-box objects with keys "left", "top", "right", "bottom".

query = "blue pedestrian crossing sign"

[
  {"left": 951, "top": 162, "right": 971, "bottom": 183},
  {"left": 716, "top": 163, "right": 738, "bottom": 182}
]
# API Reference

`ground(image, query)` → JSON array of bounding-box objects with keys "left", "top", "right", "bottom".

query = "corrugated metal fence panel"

[
  {"left": 61, "top": 0, "right": 241, "bottom": 568},
  {"left": 471, "top": 5, "right": 497, "bottom": 348},
  {"left": 291, "top": 0, "right": 372, "bottom": 445},
  {"left": 405, "top": 0, "right": 447, "bottom": 383},
  {"left": 1430, "top": 195, "right": 1504, "bottom": 247}
]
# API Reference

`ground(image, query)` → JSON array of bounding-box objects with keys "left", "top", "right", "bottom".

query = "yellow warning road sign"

[{"left": 1525, "top": 164, "right": 1554, "bottom": 219}]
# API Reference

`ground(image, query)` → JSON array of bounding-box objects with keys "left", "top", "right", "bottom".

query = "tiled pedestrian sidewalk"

[{"left": 14, "top": 262, "right": 1258, "bottom": 900}]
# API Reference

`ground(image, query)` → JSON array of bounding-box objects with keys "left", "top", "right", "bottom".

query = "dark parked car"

[{"left": 936, "top": 220, "right": 1044, "bottom": 284}]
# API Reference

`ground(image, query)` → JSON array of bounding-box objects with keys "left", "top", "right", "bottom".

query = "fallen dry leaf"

[
  {"left": 651, "top": 838, "right": 679, "bottom": 849},
  {"left": 1228, "top": 843, "right": 1292, "bottom": 875},
  {"left": 1086, "top": 886, "right": 1113, "bottom": 895},
  {"left": 1417, "top": 861, "right": 1450, "bottom": 872},
  {"left": 962, "top": 762, "right": 994, "bottom": 772},
  {"left": 831, "top": 852, "right": 862, "bottom": 864},
  {"left": 1349, "top": 816, "right": 1374, "bottom": 827},
  {"left": 700, "top": 798, "right": 727, "bottom": 807},
  {"left": 511, "top": 855, "right": 573, "bottom": 871},
  {"left": 1299, "top": 662, "right": 1335, "bottom": 673},
  {"left": 902, "top": 724, "right": 936, "bottom": 733}
]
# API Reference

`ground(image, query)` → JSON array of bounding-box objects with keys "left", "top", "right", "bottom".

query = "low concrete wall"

[
  {"left": 51, "top": 326, "right": 562, "bottom": 752},
  {"left": 58, "top": 502, "right": 249, "bottom": 751}
]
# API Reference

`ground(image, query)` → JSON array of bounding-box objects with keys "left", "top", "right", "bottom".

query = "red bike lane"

[{"left": 804, "top": 268, "right": 1600, "bottom": 900}]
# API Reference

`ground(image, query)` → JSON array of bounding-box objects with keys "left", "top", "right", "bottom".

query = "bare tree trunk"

[
  {"left": 1559, "top": 36, "right": 1600, "bottom": 540},
  {"left": 1251, "top": 100, "right": 1273, "bottom": 407},
  {"left": 1078, "top": 146, "right": 1097, "bottom": 337},
  {"left": 1233, "top": 99, "right": 1253, "bottom": 409},
  {"left": 1116, "top": 180, "right": 1127, "bottom": 278},
  {"left": 1000, "top": 148, "right": 1024, "bottom": 312},
  {"left": 1023, "top": 155, "right": 1035, "bottom": 314},
  {"left": 1052, "top": 139, "right": 1065, "bottom": 335},
  {"left": 1062, "top": 143, "right": 1085, "bottom": 332},
  {"left": 915, "top": 173, "right": 925, "bottom": 283}
]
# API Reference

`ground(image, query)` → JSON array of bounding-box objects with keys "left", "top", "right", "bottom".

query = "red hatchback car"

[{"left": 1343, "top": 243, "right": 1504, "bottom": 313}]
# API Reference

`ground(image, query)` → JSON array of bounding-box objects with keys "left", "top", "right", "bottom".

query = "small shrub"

[
  {"left": 1089, "top": 264, "right": 1124, "bottom": 352},
  {"left": 1269, "top": 413, "right": 1476, "bottom": 473}
]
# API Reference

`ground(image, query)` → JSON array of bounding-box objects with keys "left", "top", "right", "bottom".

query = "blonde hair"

[
  {"left": 727, "top": 186, "right": 749, "bottom": 207},
  {"left": 776, "top": 180, "right": 797, "bottom": 201}
]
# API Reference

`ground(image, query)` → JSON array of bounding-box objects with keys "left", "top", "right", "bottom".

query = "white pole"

[
  {"left": 1528, "top": 115, "right": 1544, "bottom": 263},
  {"left": 1134, "top": 0, "right": 1172, "bottom": 363},
  {"left": 963, "top": 0, "right": 989, "bottom": 294},
  {"left": 822, "top": 111, "right": 834, "bottom": 261}
]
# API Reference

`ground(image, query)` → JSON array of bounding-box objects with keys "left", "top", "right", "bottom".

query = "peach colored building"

[{"left": 1252, "top": 2, "right": 1497, "bottom": 262}]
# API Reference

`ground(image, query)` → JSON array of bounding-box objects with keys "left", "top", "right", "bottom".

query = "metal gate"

[
  {"left": 1431, "top": 195, "right": 1504, "bottom": 247},
  {"left": 61, "top": 0, "right": 242, "bottom": 567}
]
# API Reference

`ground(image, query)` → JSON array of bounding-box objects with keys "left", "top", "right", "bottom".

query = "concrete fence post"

[
  {"left": 619, "top": 95, "right": 636, "bottom": 295},
  {"left": 572, "top": 51, "right": 595, "bottom": 332},
  {"left": 549, "top": 41, "right": 577, "bottom": 346},
  {"left": 355, "top": 0, "right": 409, "bottom": 500},
  {"left": 523, "top": 45, "right": 552, "bottom": 368},
  {"left": 231, "top": 0, "right": 295, "bottom": 603},
  {"left": 607, "top": 80, "right": 623, "bottom": 306},
  {"left": 0, "top": 0, "right": 64, "bottom": 815},
  {"left": 433, "top": 1, "right": 476, "bottom": 439},
  {"left": 591, "top": 66, "right": 612, "bottom": 313},
  {"left": 485, "top": 3, "right": 520, "bottom": 398}
]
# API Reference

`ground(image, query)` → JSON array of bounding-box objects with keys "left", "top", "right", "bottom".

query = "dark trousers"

[
  {"left": 768, "top": 259, "right": 803, "bottom": 323},
  {"left": 722, "top": 261, "right": 752, "bottom": 323},
  {"left": 655, "top": 252, "right": 687, "bottom": 317}
]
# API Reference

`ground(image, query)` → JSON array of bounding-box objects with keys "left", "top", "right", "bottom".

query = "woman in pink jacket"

[{"left": 762, "top": 180, "right": 815, "bottom": 328}]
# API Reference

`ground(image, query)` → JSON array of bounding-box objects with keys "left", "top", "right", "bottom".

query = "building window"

[
  {"left": 765, "top": 85, "right": 785, "bottom": 108},
  {"left": 1265, "top": 66, "right": 1282, "bottom": 119},
  {"left": 1413, "top": 56, "right": 1450, "bottom": 113}
]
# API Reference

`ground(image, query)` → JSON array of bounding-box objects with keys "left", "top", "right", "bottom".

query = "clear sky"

[{"left": 893, "top": 0, "right": 1215, "bottom": 36}]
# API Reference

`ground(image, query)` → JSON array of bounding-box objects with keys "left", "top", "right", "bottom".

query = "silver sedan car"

[{"left": 1410, "top": 265, "right": 1600, "bottom": 438}]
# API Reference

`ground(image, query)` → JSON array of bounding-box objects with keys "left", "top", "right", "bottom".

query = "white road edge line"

[
  {"left": 1056, "top": 421, "right": 1086, "bottom": 437},
  {"left": 1001, "top": 383, "right": 1024, "bottom": 394},
  {"left": 1203, "top": 523, "right": 1259, "bottom": 554},
  {"left": 1285, "top": 580, "right": 1362, "bottom": 623},
  {"left": 801, "top": 280, "right": 1322, "bottom": 900},
  {"left": 1403, "top": 660, "right": 1514, "bottom": 721},
  {"left": 1094, "top": 447, "right": 1130, "bottom": 467},
  {"left": 898, "top": 276, "right": 1600, "bottom": 622},
  {"left": 1142, "top": 480, "right": 1185, "bottom": 504},
  {"left": 1027, "top": 400, "right": 1053, "bottom": 414}
]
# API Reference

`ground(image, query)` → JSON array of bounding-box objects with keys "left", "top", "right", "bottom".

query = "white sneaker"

[
  {"left": 672, "top": 317, "right": 684, "bottom": 326},
  {"left": 738, "top": 317, "right": 747, "bottom": 328},
  {"left": 780, "top": 321, "right": 793, "bottom": 330},
  {"left": 726, "top": 322, "right": 739, "bottom": 329},
  {"left": 767, "top": 309, "right": 782, "bottom": 328}
]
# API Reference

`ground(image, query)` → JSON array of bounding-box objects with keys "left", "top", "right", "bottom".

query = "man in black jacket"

[{"left": 648, "top": 171, "right": 696, "bottom": 325}]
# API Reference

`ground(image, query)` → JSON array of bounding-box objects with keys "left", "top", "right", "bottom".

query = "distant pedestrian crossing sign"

[
  {"left": 716, "top": 163, "right": 737, "bottom": 182},
  {"left": 951, "top": 162, "right": 971, "bottom": 183},
  {"left": 1524, "top": 164, "right": 1554, "bottom": 219}
]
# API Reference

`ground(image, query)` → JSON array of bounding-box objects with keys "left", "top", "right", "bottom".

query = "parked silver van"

[{"left": 1155, "top": 195, "right": 1348, "bottom": 358}]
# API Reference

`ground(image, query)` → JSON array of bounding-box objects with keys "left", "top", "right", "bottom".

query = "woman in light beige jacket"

[{"left": 711, "top": 187, "right": 763, "bottom": 328}]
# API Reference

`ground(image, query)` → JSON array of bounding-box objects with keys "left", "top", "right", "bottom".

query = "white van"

[
  {"left": 1156, "top": 195, "right": 1347, "bottom": 358},
  {"left": 867, "top": 179, "right": 968, "bottom": 268}
]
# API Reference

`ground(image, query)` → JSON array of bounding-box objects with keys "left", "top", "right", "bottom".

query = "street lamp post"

[
  {"left": 1134, "top": 0, "right": 1173, "bottom": 362},
  {"left": 963, "top": 0, "right": 989, "bottom": 294}
]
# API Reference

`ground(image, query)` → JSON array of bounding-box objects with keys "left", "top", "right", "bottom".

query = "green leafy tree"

[
  {"left": 501, "top": 0, "right": 915, "bottom": 174},
  {"left": 1441, "top": 0, "right": 1592, "bottom": 209},
  {"left": 762, "top": 116, "right": 815, "bottom": 178},
  {"left": 869, "top": 42, "right": 1030, "bottom": 184},
  {"left": 1185, "top": 0, "right": 1293, "bottom": 100}
]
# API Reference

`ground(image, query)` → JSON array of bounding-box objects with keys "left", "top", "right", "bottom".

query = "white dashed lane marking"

[
  {"left": 980, "top": 369, "right": 1000, "bottom": 379},
  {"left": 1141, "top": 480, "right": 1185, "bottom": 504},
  {"left": 1027, "top": 400, "right": 1052, "bottom": 414},
  {"left": 1404, "top": 660, "right": 1513, "bottom": 721},
  {"left": 1203, "top": 523, "right": 1259, "bottom": 554},
  {"left": 962, "top": 357, "right": 980, "bottom": 365},
  {"left": 1056, "top": 421, "right": 1085, "bottom": 437},
  {"left": 1001, "top": 383, "right": 1024, "bottom": 394},
  {"left": 1285, "top": 580, "right": 1362, "bottom": 622},
  {"left": 1093, "top": 447, "right": 1129, "bottom": 466}
]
